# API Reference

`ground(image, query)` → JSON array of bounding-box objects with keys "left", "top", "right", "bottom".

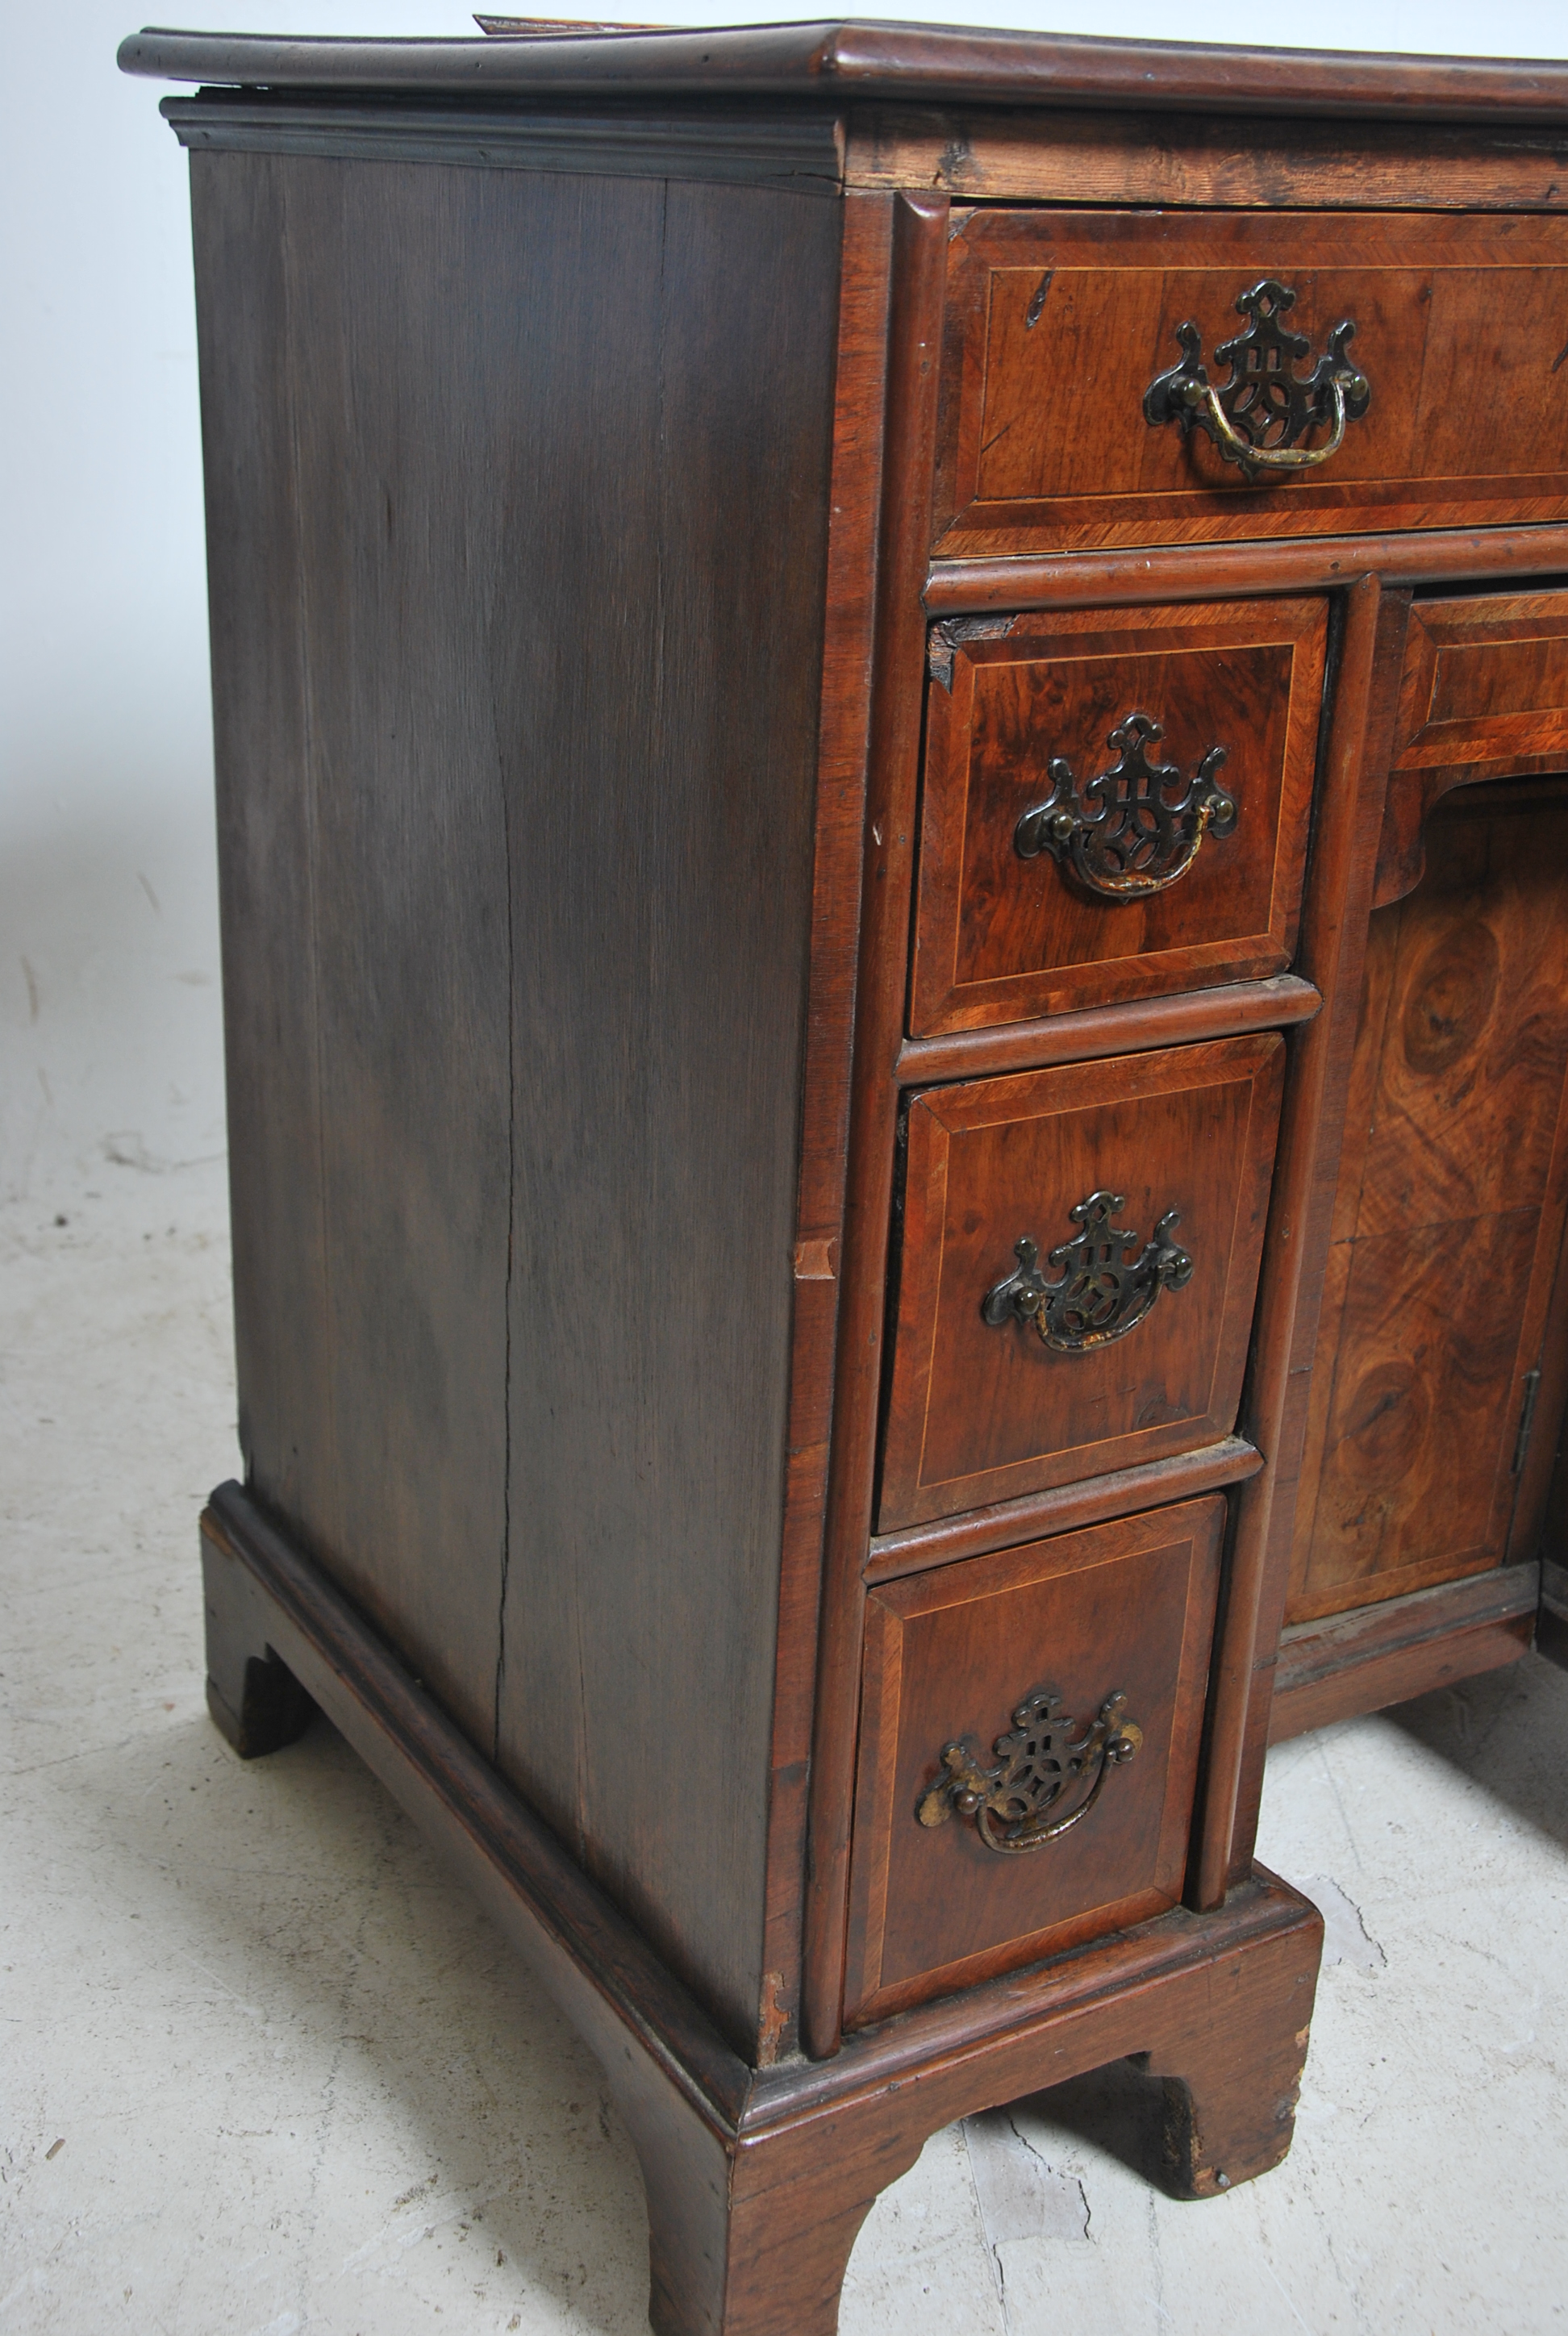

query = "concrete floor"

[{"left": 5, "top": 1156, "right": 1568, "bottom": 2336}]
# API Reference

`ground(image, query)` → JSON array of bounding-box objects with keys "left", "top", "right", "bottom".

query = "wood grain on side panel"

[
  {"left": 199, "top": 152, "right": 843, "bottom": 2054},
  {"left": 194, "top": 151, "right": 512, "bottom": 1752},
  {"left": 484, "top": 169, "right": 841, "bottom": 2056}
]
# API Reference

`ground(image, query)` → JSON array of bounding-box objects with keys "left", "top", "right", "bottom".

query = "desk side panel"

[
  {"left": 193, "top": 148, "right": 840, "bottom": 2051},
  {"left": 487, "top": 171, "right": 840, "bottom": 2049},
  {"left": 194, "top": 150, "right": 515, "bottom": 1752}
]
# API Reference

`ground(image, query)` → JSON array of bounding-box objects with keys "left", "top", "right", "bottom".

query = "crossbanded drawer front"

[
  {"left": 878, "top": 1033, "right": 1283, "bottom": 1531},
  {"left": 842, "top": 1498, "right": 1224, "bottom": 2028},
  {"left": 935, "top": 208, "right": 1568, "bottom": 557},
  {"left": 915, "top": 597, "right": 1326, "bottom": 1034},
  {"left": 1395, "top": 592, "right": 1568, "bottom": 770},
  {"left": 1376, "top": 590, "right": 1568, "bottom": 907}
]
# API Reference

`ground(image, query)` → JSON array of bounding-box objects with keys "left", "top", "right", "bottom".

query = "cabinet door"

[
  {"left": 1288, "top": 779, "right": 1568, "bottom": 1623},
  {"left": 879, "top": 1034, "right": 1283, "bottom": 1530},
  {"left": 844, "top": 1499, "right": 1224, "bottom": 2028}
]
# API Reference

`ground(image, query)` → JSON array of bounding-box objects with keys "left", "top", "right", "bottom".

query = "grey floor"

[{"left": 5, "top": 1153, "right": 1568, "bottom": 2335}]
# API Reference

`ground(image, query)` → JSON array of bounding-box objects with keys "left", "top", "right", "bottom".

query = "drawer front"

[
  {"left": 914, "top": 598, "right": 1326, "bottom": 1034},
  {"left": 878, "top": 1034, "right": 1283, "bottom": 1529},
  {"left": 1377, "top": 591, "right": 1568, "bottom": 906},
  {"left": 1395, "top": 590, "right": 1568, "bottom": 779},
  {"left": 843, "top": 1498, "right": 1224, "bottom": 2027},
  {"left": 935, "top": 209, "right": 1568, "bottom": 558}
]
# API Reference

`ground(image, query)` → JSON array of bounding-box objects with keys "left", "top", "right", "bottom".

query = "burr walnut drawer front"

[
  {"left": 914, "top": 597, "right": 1327, "bottom": 1035},
  {"left": 934, "top": 208, "right": 1568, "bottom": 559},
  {"left": 842, "top": 1498, "right": 1224, "bottom": 2028},
  {"left": 878, "top": 1034, "right": 1283, "bottom": 1531}
]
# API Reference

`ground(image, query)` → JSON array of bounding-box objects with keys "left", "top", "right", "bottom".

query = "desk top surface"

[{"left": 119, "top": 17, "right": 1568, "bottom": 123}]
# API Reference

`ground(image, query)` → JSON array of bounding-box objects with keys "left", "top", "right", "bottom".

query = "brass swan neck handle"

[
  {"left": 1145, "top": 277, "right": 1370, "bottom": 485},
  {"left": 982, "top": 1190, "right": 1193, "bottom": 1354},
  {"left": 917, "top": 1688, "right": 1145, "bottom": 1854}
]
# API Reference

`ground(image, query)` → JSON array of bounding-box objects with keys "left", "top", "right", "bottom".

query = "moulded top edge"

[{"left": 118, "top": 19, "right": 1568, "bottom": 125}]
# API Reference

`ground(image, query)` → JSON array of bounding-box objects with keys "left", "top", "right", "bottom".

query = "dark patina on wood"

[
  {"left": 123, "top": 15, "right": 1568, "bottom": 2327},
  {"left": 204, "top": 1481, "right": 1324, "bottom": 2335}
]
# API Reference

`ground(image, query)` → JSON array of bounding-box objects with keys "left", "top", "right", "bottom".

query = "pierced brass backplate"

[
  {"left": 982, "top": 1189, "right": 1193, "bottom": 1353},
  {"left": 1143, "top": 277, "right": 1371, "bottom": 483},
  {"left": 917, "top": 1688, "right": 1144, "bottom": 1854},
  {"left": 1014, "top": 711, "right": 1237, "bottom": 900}
]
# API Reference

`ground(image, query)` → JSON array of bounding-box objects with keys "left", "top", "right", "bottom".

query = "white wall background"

[{"left": 5, "top": 0, "right": 1566, "bottom": 1201}]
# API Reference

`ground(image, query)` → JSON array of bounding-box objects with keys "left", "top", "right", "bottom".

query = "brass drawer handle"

[
  {"left": 917, "top": 1687, "right": 1144, "bottom": 1854},
  {"left": 1015, "top": 711, "right": 1236, "bottom": 899},
  {"left": 982, "top": 1189, "right": 1192, "bottom": 1353},
  {"left": 1144, "top": 277, "right": 1370, "bottom": 484}
]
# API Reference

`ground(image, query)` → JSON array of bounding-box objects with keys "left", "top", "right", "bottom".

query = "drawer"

[
  {"left": 1377, "top": 590, "right": 1568, "bottom": 905},
  {"left": 914, "top": 598, "right": 1326, "bottom": 1035},
  {"left": 934, "top": 209, "right": 1568, "bottom": 558},
  {"left": 878, "top": 1033, "right": 1282, "bottom": 1530},
  {"left": 842, "top": 1498, "right": 1224, "bottom": 2027},
  {"left": 1395, "top": 590, "right": 1568, "bottom": 778}
]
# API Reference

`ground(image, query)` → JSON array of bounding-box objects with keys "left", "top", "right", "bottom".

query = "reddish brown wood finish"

[
  {"left": 898, "top": 972, "right": 1320, "bottom": 1086},
  {"left": 846, "top": 106, "right": 1568, "bottom": 211},
  {"left": 924, "top": 523, "right": 1568, "bottom": 619},
  {"left": 708, "top": 1884, "right": 1322, "bottom": 2327},
  {"left": 866, "top": 1435, "right": 1261, "bottom": 1582},
  {"left": 913, "top": 599, "right": 1327, "bottom": 1032},
  {"left": 1267, "top": 1562, "right": 1539, "bottom": 1741},
  {"left": 803, "top": 189, "right": 949, "bottom": 2061},
  {"left": 1287, "top": 781, "right": 1568, "bottom": 1625},
  {"left": 935, "top": 211, "right": 1568, "bottom": 558},
  {"left": 757, "top": 191, "right": 893, "bottom": 2063},
  {"left": 144, "top": 25, "right": 1568, "bottom": 2313},
  {"left": 844, "top": 1500, "right": 1224, "bottom": 2026},
  {"left": 119, "top": 20, "right": 1568, "bottom": 126},
  {"left": 1375, "top": 590, "right": 1568, "bottom": 907},
  {"left": 204, "top": 1479, "right": 1322, "bottom": 2336},
  {"left": 880, "top": 1034, "right": 1284, "bottom": 1531},
  {"left": 194, "top": 145, "right": 843, "bottom": 2057},
  {"left": 1398, "top": 593, "right": 1568, "bottom": 766},
  {"left": 1194, "top": 577, "right": 1406, "bottom": 1902}
]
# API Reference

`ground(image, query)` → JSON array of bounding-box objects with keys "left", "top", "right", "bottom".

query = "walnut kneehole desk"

[{"left": 119, "top": 18, "right": 1568, "bottom": 2332}]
